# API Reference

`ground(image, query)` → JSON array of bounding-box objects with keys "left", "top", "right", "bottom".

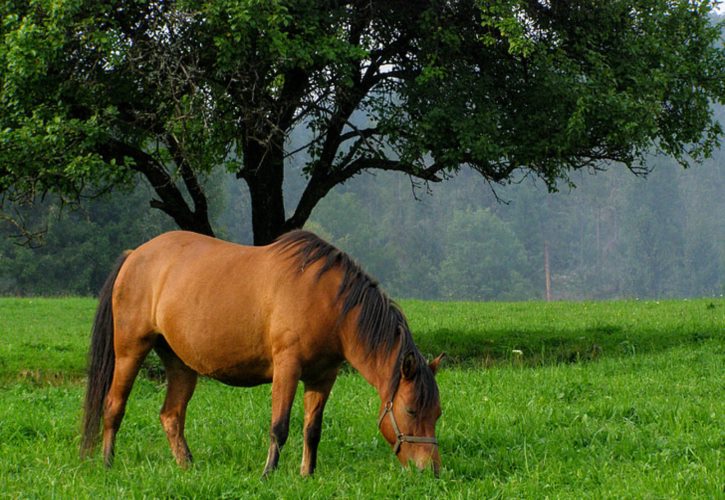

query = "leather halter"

[{"left": 377, "top": 401, "right": 438, "bottom": 455}]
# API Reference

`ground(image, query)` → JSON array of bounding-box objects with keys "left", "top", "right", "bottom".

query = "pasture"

[{"left": 0, "top": 297, "right": 723, "bottom": 497}]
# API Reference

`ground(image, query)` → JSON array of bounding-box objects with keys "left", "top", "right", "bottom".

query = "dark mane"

[{"left": 274, "top": 230, "right": 438, "bottom": 410}]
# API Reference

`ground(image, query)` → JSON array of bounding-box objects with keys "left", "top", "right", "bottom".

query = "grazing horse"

[{"left": 80, "top": 230, "right": 443, "bottom": 476}]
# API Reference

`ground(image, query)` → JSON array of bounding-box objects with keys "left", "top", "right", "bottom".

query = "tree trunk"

[{"left": 242, "top": 142, "right": 287, "bottom": 246}]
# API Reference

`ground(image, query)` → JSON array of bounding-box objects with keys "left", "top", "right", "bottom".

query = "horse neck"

[{"left": 340, "top": 321, "right": 398, "bottom": 403}]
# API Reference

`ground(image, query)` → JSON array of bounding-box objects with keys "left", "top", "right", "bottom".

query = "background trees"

[
  {"left": 1, "top": 140, "right": 723, "bottom": 298},
  {"left": 306, "top": 149, "right": 725, "bottom": 301},
  {"left": 1, "top": 1, "right": 723, "bottom": 244},
  {"left": 0, "top": 186, "right": 173, "bottom": 294}
]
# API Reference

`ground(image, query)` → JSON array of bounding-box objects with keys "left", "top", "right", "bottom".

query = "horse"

[{"left": 80, "top": 230, "right": 444, "bottom": 476}]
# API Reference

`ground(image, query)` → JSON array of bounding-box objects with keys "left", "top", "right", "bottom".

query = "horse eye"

[{"left": 405, "top": 406, "right": 417, "bottom": 417}]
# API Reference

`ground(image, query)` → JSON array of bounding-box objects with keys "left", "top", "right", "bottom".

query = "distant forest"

[{"left": 2, "top": 111, "right": 724, "bottom": 300}]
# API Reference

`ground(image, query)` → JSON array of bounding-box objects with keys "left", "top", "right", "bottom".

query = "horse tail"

[{"left": 80, "top": 250, "right": 131, "bottom": 458}]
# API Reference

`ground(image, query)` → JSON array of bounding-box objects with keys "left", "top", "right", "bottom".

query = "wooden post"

[{"left": 544, "top": 239, "right": 552, "bottom": 302}]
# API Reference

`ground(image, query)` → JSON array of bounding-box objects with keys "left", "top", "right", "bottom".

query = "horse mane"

[{"left": 273, "top": 230, "right": 438, "bottom": 410}]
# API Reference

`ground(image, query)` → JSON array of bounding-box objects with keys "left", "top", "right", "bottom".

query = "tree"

[
  {"left": 0, "top": 185, "right": 173, "bottom": 294},
  {"left": 1, "top": 1, "right": 723, "bottom": 245},
  {"left": 620, "top": 165, "right": 687, "bottom": 298},
  {"left": 437, "top": 208, "right": 533, "bottom": 300}
]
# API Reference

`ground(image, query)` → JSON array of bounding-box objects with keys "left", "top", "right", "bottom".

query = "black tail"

[{"left": 80, "top": 251, "right": 131, "bottom": 458}]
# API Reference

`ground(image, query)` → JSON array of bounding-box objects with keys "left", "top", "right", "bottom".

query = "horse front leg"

[
  {"left": 300, "top": 370, "right": 338, "bottom": 476},
  {"left": 262, "top": 357, "right": 301, "bottom": 477}
]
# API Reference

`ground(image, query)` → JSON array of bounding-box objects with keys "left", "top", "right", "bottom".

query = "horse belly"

[
  {"left": 159, "top": 317, "right": 274, "bottom": 381},
  {"left": 208, "top": 362, "right": 273, "bottom": 387},
  {"left": 152, "top": 284, "right": 274, "bottom": 379}
]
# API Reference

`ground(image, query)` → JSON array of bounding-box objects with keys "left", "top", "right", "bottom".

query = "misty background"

[{"left": 1, "top": 104, "right": 723, "bottom": 301}]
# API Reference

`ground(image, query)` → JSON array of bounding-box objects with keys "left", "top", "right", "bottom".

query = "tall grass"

[{"left": 0, "top": 297, "right": 722, "bottom": 497}]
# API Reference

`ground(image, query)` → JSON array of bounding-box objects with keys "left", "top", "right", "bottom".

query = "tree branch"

[
  {"left": 276, "top": 67, "right": 310, "bottom": 132},
  {"left": 166, "top": 134, "right": 210, "bottom": 218},
  {"left": 98, "top": 139, "right": 213, "bottom": 234},
  {"left": 344, "top": 157, "right": 446, "bottom": 182},
  {"left": 284, "top": 156, "right": 445, "bottom": 232}
]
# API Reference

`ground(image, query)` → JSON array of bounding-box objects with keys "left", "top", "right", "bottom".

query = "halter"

[{"left": 377, "top": 401, "right": 438, "bottom": 455}]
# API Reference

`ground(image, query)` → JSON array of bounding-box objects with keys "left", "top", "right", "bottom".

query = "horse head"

[{"left": 378, "top": 352, "right": 445, "bottom": 476}]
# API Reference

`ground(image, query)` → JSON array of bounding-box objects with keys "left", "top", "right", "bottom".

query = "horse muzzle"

[{"left": 378, "top": 401, "right": 440, "bottom": 476}]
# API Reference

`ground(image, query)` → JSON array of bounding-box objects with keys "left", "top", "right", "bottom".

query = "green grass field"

[{"left": 0, "top": 297, "right": 723, "bottom": 498}]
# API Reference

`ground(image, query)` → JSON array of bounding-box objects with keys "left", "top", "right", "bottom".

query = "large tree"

[{"left": 1, "top": 1, "right": 723, "bottom": 245}]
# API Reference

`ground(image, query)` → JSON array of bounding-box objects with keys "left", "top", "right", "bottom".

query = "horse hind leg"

[
  {"left": 102, "top": 338, "right": 154, "bottom": 467},
  {"left": 155, "top": 339, "right": 198, "bottom": 468}
]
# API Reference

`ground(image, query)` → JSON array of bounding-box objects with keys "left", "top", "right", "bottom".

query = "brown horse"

[{"left": 80, "top": 230, "right": 443, "bottom": 476}]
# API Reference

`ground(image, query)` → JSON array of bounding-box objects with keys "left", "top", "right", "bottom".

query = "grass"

[{"left": 0, "top": 297, "right": 723, "bottom": 498}]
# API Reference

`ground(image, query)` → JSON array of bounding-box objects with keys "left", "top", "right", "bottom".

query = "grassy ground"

[{"left": 0, "top": 297, "right": 723, "bottom": 498}]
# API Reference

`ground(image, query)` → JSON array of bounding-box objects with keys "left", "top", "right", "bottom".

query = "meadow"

[{"left": 0, "top": 297, "right": 723, "bottom": 498}]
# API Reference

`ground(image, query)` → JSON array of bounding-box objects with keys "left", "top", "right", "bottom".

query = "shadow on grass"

[
  {"left": 6, "top": 326, "right": 719, "bottom": 384},
  {"left": 414, "top": 326, "right": 719, "bottom": 369}
]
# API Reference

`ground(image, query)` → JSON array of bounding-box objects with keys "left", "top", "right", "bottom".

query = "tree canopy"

[{"left": 1, "top": 1, "right": 724, "bottom": 244}]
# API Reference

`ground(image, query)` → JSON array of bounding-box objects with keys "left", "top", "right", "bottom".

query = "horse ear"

[
  {"left": 429, "top": 352, "right": 446, "bottom": 375},
  {"left": 401, "top": 352, "right": 418, "bottom": 380}
]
